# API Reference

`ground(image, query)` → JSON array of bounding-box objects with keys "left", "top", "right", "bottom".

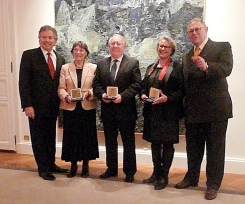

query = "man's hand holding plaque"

[
  {"left": 70, "top": 88, "right": 83, "bottom": 102},
  {"left": 106, "top": 86, "right": 118, "bottom": 100}
]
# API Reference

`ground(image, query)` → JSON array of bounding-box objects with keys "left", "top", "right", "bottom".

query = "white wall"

[
  {"left": 205, "top": 0, "right": 245, "bottom": 171},
  {"left": 14, "top": 0, "right": 55, "bottom": 152},
  {"left": 13, "top": 0, "right": 245, "bottom": 174}
]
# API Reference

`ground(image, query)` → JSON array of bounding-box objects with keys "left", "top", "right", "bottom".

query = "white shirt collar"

[
  {"left": 111, "top": 55, "right": 123, "bottom": 63},
  {"left": 40, "top": 47, "right": 55, "bottom": 56},
  {"left": 195, "top": 37, "right": 209, "bottom": 51}
]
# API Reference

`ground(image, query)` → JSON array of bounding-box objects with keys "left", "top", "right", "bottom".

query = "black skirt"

[
  {"left": 142, "top": 103, "right": 179, "bottom": 144},
  {"left": 61, "top": 103, "right": 99, "bottom": 162}
]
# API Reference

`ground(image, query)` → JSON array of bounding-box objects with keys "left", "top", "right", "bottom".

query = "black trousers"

[
  {"left": 184, "top": 120, "right": 228, "bottom": 190},
  {"left": 28, "top": 115, "right": 57, "bottom": 173},
  {"left": 151, "top": 142, "right": 175, "bottom": 179},
  {"left": 103, "top": 119, "right": 137, "bottom": 176}
]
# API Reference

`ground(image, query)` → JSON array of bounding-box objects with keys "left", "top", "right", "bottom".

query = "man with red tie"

[{"left": 19, "top": 25, "right": 67, "bottom": 180}]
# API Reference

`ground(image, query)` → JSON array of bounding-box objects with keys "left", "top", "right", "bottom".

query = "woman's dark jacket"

[{"left": 141, "top": 60, "right": 184, "bottom": 143}]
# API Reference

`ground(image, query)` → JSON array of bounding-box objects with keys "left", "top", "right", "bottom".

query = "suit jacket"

[
  {"left": 183, "top": 38, "right": 233, "bottom": 123},
  {"left": 19, "top": 47, "right": 65, "bottom": 117},
  {"left": 93, "top": 54, "right": 141, "bottom": 121},
  {"left": 58, "top": 61, "right": 97, "bottom": 110}
]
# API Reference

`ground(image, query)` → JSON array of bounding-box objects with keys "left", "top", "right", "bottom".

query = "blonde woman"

[{"left": 141, "top": 36, "right": 184, "bottom": 190}]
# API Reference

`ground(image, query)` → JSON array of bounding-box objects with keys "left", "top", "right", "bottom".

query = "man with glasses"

[
  {"left": 175, "top": 18, "right": 233, "bottom": 200},
  {"left": 93, "top": 34, "right": 141, "bottom": 183}
]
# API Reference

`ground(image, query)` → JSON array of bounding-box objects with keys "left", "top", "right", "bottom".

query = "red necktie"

[{"left": 47, "top": 52, "right": 55, "bottom": 79}]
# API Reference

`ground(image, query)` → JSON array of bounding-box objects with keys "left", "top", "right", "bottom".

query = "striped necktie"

[{"left": 110, "top": 59, "right": 118, "bottom": 81}]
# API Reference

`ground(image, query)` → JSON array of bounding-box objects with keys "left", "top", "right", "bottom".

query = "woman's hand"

[
  {"left": 152, "top": 91, "right": 167, "bottom": 105},
  {"left": 65, "top": 95, "right": 71, "bottom": 103}
]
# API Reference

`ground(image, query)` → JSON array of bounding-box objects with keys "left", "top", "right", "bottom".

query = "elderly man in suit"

[
  {"left": 19, "top": 25, "right": 67, "bottom": 180},
  {"left": 93, "top": 34, "right": 141, "bottom": 182},
  {"left": 175, "top": 18, "right": 233, "bottom": 200}
]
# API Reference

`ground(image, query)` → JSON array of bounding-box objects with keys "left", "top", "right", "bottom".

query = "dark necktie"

[
  {"left": 110, "top": 59, "right": 118, "bottom": 81},
  {"left": 47, "top": 52, "right": 55, "bottom": 79}
]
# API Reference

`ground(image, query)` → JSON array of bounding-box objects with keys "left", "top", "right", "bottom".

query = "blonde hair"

[{"left": 157, "top": 35, "right": 176, "bottom": 56}]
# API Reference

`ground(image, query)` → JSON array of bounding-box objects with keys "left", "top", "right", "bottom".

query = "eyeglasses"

[
  {"left": 158, "top": 45, "right": 172, "bottom": 50},
  {"left": 188, "top": 27, "right": 205, "bottom": 34}
]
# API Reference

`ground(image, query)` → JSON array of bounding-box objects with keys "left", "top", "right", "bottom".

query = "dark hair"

[
  {"left": 70, "top": 41, "right": 90, "bottom": 55},
  {"left": 38, "top": 25, "right": 58, "bottom": 41}
]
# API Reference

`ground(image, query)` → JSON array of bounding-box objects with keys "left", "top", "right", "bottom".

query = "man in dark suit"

[
  {"left": 93, "top": 34, "right": 141, "bottom": 182},
  {"left": 19, "top": 25, "right": 67, "bottom": 180},
  {"left": 175, "top": 18, "right": 233, "bottom": 200}
]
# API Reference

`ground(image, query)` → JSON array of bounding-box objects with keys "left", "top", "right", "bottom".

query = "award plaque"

[
  {"left": 143, "top": 87, "right": 160, "bottom": 103},
  {"left": 70, "top": 88, "right": 83, "bottom": 102},
  {"left": 106, "top": 86, "right": 118, "bottom": 100},
  {"left": 149, "top": 87, "right": 160, "bottom": 99}
]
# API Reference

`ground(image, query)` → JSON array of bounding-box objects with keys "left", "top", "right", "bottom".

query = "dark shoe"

[
  {"left": 154, "top": 178, "right": 168, "bottom": 190},
  {"left": 51, "top": 164, "right": 68, "bottom": 173},
  {"left": 81, "top": 168, "right": 89, "bottom": 177},
  {"left": 81, "top": 160, "right": 89, "bottom": 177},
  {"left": 175, "top": 179, "right": 198, "bottom": 189},
  {"left": 125, "top": 175, "right": 134, "bottom": 183},
  {"left": 205, "top": 189, "right": 217, "bottom": 200},
  {"left": 39, "top": 172, "right": 56, "bottom": 181},
  {"left": 100, "top": 169, "right": 118, "bottom": 179},
  {"left": 67, "top": 164, "right": 78, "bottom": 178},
  {"left": 143, "top": 174, "right": 156, "bottom": 184}
]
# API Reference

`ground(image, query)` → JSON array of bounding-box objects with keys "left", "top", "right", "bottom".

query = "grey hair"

[{"left": 38, "top": 25, "right": 58, "bottom": 41}]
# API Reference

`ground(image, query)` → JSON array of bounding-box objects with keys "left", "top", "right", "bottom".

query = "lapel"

[
  {"left": 164, "top": 61, "right": 173, "bottom": 83},
  {"left": 199, "top": 38, "right": 213, "bottom": 59},
  {"left": 106, "top": 57, "right": 111, "bottom": 74},
  {"left": 68, "top": 62, "right": 78, "bottom": 88},
  {"left": 182, "top": 50, "right": 193, "bottom": 84},
  {"left": 183, "top": 39, "right": 213, "bottom": 85},
  {"left": 81, "top": 61, "right": 90, "bottom": 88},
  {"left": 115, "top": 55, "right": 128, "bottom": 82},
  {"left": 37, "top": 47, "right": 50, "bottom": 72},
  {"left": 54, "top": 50, "right": 59, "bottom": 68},
  {"left": 37, "top": 48, "right": 62, "bottom": 80}
]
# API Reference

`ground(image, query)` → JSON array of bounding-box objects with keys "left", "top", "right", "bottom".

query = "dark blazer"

[
  {"left": 183, "top": 39, "right": 233, "bottom": 123},
  {"left": 141, "top": 61, "right": 184, "bottom": 143},
  {"left": 93, "top": 54, "right": 141, "bottom": 121},
  {"left": 19, "top": 47, "right": 66, "bottom": 117}
]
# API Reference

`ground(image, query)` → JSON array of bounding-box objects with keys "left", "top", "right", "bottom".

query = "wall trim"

[{"left": 15, "top": 142, "right": 245, "bottom": 175}]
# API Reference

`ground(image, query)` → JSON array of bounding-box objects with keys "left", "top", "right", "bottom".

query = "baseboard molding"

[{"left": 15, "top": 142, "right": 245, "bottom": 175}]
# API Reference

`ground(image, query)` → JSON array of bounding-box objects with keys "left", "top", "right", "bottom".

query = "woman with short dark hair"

[{"left": 58, "top": 41, "right": 99, "bottom": 178}]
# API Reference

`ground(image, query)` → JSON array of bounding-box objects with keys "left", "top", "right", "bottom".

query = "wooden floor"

[{"left": 0, "top": 151, "right": 244, "bottom": 194}]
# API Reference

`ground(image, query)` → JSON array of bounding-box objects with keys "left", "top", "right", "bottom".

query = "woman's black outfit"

[
  {"left": 61, "top": 69, "right": 99, "bottom": 177},
  {"left": 141, "top": 60, "right": 184, "bottom": 189}
]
